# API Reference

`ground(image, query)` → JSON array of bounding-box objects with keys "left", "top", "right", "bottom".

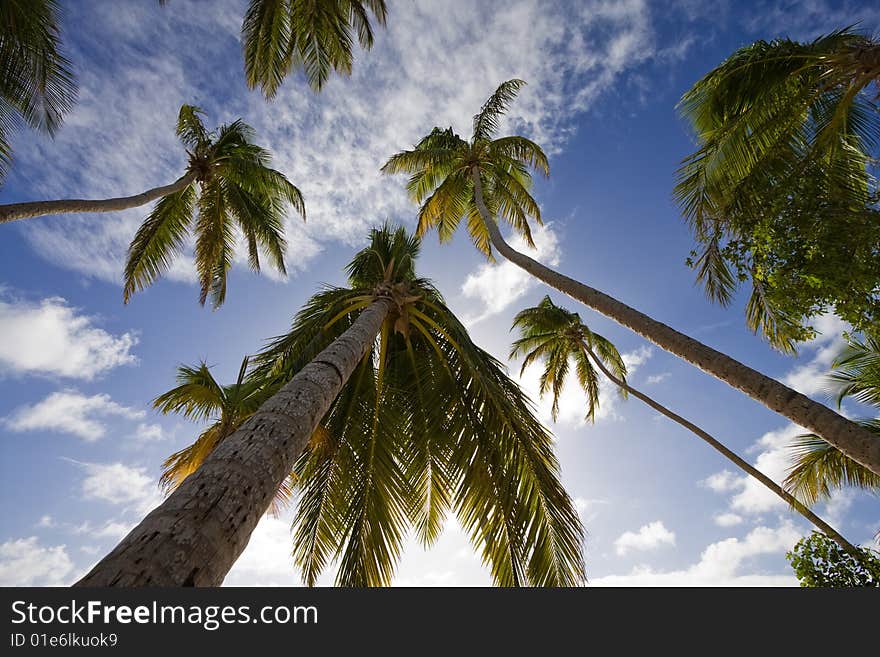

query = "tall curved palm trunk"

[
  {"left": 0, "top": 173, "right": 196, "bottom": 223},
  {"left": 471, "top": 169, "right": 880, "bottom": 476},
  {"left": 75, "top": 298, "right": 392, "bottom": 587},
  {"left": 579, "top": 341, "right": 860, "bottom": 558}
]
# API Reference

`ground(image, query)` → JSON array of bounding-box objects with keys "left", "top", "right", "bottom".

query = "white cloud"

[
  {"left": 614, "top": 520, "right": 676, "bottom": 556},
  {"left": 4, "top": 390, "right": 145, "bottom": 441},
  {"left": 131, "top": 422, "right": 166, "bottom": 442},
  {"left": 594, "top": 522, "right": 802, "bottom": 586},
  {"left": 700, "top": 470, "right": 741, "bottom": 494},
  {"left": 0, "top": 296, "right": 136, "bottom": 380},
  {"left": 645, "top": 372, "right": 671, "bottom": 385},
  {"left": 0, "top": 536, "right": 75, "bottom": 586},
  {"left": 69, "top": 460, "right": 161, "bottom": 514},
  {"left": 37, "top": 515, "right": 55, "bottom": 528},
  {"left": 461, "top": 223, "right": 562, "bottom": 324},
  {"left": 714, "top": 513, "right": 744, "bottom": 527}
]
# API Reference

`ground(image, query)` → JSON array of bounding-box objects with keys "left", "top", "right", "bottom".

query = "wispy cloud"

[
  {"left": 65, "top": 459, "right": 161, "bottom": 515},
  {"left": 5, "top": 390, "right": 145, "bottom": 441},
  {"left": 10, "top": 0, "right": 698, "bottom": 293},
  {"left": 461, "top": 223, "right": 561, "bottom": 325}
]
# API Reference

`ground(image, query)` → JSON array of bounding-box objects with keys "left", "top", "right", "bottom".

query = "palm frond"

[
  {"left": 472, "top": 79, "right": 526, "bottom": 141},
  {"left": 785, "top": 425, "right": 880, "bottom": 505},
  {"left": 123, "top": 181, "right": 197, "bottom": 303},
  {"left": 0, "top": 0, "right": 77, "bottom": 179}
]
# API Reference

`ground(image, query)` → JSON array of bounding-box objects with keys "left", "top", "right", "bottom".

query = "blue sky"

[{"left": 1, "top": 0, "right": 878, "bottom": 586}]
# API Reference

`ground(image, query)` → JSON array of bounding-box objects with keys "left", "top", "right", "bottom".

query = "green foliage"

[
  {"left": 124, "top": 104, "right": 305, "bottom": 307},
  {"left": 242, "top": 0, "right": 387, "bottom": 96},
  {"left": 382, "top": 79, "right": 549, "bottom": 257},
  {"left": 785, "top": 335, "right": 880, "bottom": 503},
  {"left": 154, "top": 356, "right": 292, "bottom": 514},
  {"left": 164, "top": 225, "right": 585, "bottom": 587},
  {"left": 510, "top": 295, "right": 627, "bottom": 423},
  {"left": 675, "top": 28, "right": 880, "bottom": 351},
  {"left": 786, "top": 531, "right": 880, "bottom": 587},
  {"left": 0, "top": 0, "right": 77, "bottom": 181}
]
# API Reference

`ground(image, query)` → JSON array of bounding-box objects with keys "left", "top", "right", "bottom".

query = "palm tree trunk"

[
  {"left": 0, "top": 172, "right": 197, "bottom": 223},
  {"left": 74, "top": 297, "right": 393, "bottom": 587},
  {"left": 580, "top": 342, "right": 863, "bottom": 560},
  {"left": 470, "top": 169, "right": 880, "bottom": 476}
]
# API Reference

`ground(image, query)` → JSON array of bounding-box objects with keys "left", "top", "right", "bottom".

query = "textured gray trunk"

[
  {"left": 581, "top": 343, "right": 861, "bottom": 559},
  {"left": 74, "top": 298, "right": 393, "bottom": 587},
  {"left": 470, "top": 169, "right": 880, "bottom": 476},
  {"left": 0, "top": 173, "right": 197, "bottom": 223}
]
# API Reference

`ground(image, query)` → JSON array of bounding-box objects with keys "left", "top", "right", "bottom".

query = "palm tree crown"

[
  {"left": 381, "top": 79, "right": 549, "bottom": 257},
  {"left": 164, "top": 224, "right": 585, "bottom": 587},
  {"left": 510, "top": 295, "right": 627, "bottom": 422},
  {"left": 0, "top": 0, "right": 77, "bottom": 181},
  {"left": 262, "top": 226, "right": 583, "bottom": 587},
  {"left": 786, "top": 335, "right": 880, "bottom": 505},
  {"left": 124, "top": 104, "right": 305, "bottom": 307},
  {"left": 242, "top": 0, "right": 387, "bottom": 96}
]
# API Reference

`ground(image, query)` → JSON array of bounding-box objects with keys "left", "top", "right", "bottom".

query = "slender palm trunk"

[
  {"left": 580, "top": 342, "right": 862, "bottom": 559},
  {"left": 0, "top": 172, "right": 197, "bottom": 223},
  {"left": 74, "top": 298, "right": 393, "bottom": 587},
  {"left": 470, "top": 169, "right": 880, "bottom": 476}
]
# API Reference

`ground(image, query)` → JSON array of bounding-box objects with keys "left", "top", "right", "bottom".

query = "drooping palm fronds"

[
  {"left": 513, "top": 296, "right": 863, "bottom": 556},
  {"left": 675, "top": 28, "right": 880, "bottom": 350},
  {"left": 124, "top": 105, "right": 305, "bottom": 307},
  {"left": 381, "top": 80, "right": 548, "bottom": 257},
  {"left": 252, "top": 224, "right": 585, "bottom": 587},
  {"left": 0, "top": 0, "right": 77, "bottom": 180},
  {"left": 154, "top": 357, "right": 292, "bottom": 515},
  {"left": 510, "top": 296, "right": 626, "bottom": 423},
  {"left": 242, "top": 0, "right": 387, "bottom": 96},
  {"left": 785, "top": 335, "right": 880, "bottom": 504}
]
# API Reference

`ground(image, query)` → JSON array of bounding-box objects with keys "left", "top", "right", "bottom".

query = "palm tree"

[
  {"left": 0, "top": 105, "right": 304, "bottom": 307},
  {"left": 153, "top": 357, "right": 292, "bottom": 514},
  {"left": 75, "top": 224, "right": 584, "bottom": 587},
  {"left": 381, "top": 79, "right": 880, "bottom": 477},
  {"left": 512, "top": 296, "right": 862, "bottom": 558},
  {"left": 242, "top": 0, "right": 387, "bottom": 96},
  {"left": 674, "top": 28, "right": 879, "bottom": 349},
  {"left": 0, "top": 0, "right": 77, "bottom": 182},
  {"left": 786, "top": 335, "right": 880, "bottom": 505}
]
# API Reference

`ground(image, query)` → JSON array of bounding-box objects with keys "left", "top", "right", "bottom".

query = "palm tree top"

[
  {"left": 381, "top": 79, "right": 549, "bottom": 257},
  {"left": 123, "top": 104, "right": 305, "bottom": 308},
  {"left": 246, "top": 225, "right": 586, "bottom": 586},
  {"left": 511, "top": 295, "right": 627, "bottom": 423}
]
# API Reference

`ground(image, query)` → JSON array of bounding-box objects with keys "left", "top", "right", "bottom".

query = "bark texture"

[
  {"left": 74, "top": 298, "right": 393, "bottom": 587},
  {"left": 582, "top": 343, "right": 861, "bottom": 558},
  {"left": 470, "top": 170, "right": 880, "bottom": 476},
  {"left": 0, "top": 173, "right": 197, "bottom": 223}
]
